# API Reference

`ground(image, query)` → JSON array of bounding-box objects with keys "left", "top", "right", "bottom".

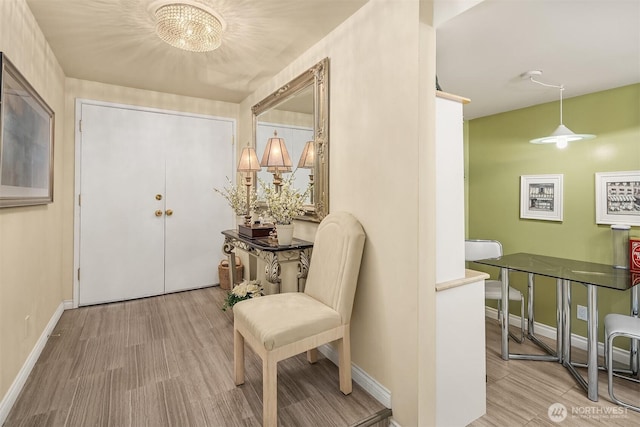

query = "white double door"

[{"left": 77, "top": 102, "right": 234, "bottom": 306}]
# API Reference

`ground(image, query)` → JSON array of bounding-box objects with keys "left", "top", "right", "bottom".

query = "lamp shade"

[
  {"left": 237, "top": 147, "right": 261, "bottom": 172},
  {"left": 530, "top": 124, "right": 595, "bottom": 149},
  {"left": 260, "top": 131, "right": 292, "bottom": 169},
  {"left": 523, "top": 71, "right": 596, "bottom": 149},
  {"left": 297, "top": 141, "right": 315, "bottom": 169}
]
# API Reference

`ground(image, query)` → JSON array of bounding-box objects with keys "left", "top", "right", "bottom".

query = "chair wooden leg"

[
  {"left": 263, "top": 354, "right": 278, "bottom": 427},
  {"left": 307, "top": 348, "right": 318, "bottom": 364},
  {"left": 337, "top": 328, "right": 352, "bottom": 395},
  {"left": 234, "top": 326, "right": 245, "bottom": 386}
]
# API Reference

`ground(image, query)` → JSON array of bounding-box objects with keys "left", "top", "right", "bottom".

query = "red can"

[{"left": 631, "top": 238, "right": 640, "bottom": 272}]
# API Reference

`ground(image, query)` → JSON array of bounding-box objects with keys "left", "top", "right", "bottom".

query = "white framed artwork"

[
  {"left": 595, "top": 170, "right": 640, "bottom": 226},
  {"left": 520, "top": 174, "right": 563, "bottom": 222}
]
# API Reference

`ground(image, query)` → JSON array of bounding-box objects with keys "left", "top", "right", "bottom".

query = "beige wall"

[
  {"left": 258, "top": 109, "right": 313, "bottom": 129},
  {"left": 0, "top": 0, "right": 67, "bottom": 400},
  {"left": 468, "top": 84, "right": 640, "bottom": 337},
  {"left": 240, "top": 1, "right": 437, "bottom": 424},
  {"left": 0, "top": 0, "right": 240, "bottom": 403},
  {"left": 2, "top": 0, "right": 439, "bottom": 424}
]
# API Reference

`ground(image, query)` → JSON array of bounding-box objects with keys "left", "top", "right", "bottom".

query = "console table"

[{"left": 221, "top": 230, "right": 314, "bottom": 293}]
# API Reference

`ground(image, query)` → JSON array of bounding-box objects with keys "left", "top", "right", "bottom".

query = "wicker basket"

[{"left": 218, "top": 258, "right": 243, "bottom": 290}]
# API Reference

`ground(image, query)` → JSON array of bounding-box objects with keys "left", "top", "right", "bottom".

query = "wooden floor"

[
  {"left": 5, "top": 287, "right": 390, "bottom": 427},
  {"left": 7, "top": 287, "right": 640, "bottom": 427},
  {"left": 471, "top": 320, "right": 640, "bottom": 426}
]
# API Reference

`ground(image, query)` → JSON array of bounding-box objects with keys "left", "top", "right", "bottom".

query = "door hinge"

[
  {"left": 78, "top": 194, "right": 81, "bottom": 206},
  {"left": 77, "top": 268, "right": 80, "bottom": 281},
  {"left": 79, "top": 119, "right": 82, "bottom": 132}
]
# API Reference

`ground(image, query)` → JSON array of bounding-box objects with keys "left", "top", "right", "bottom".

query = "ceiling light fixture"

[
  {"left": 155, "top": 2, "right": 224, "bottom": 52},
  {"left": 523, "top": 70, "right": 595, "bottom": 149}
]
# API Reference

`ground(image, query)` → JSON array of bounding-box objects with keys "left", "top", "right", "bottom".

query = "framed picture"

[
  {"left": 0, "top": 53, "right": 54, "bottom": 208},
  {"left": 520, "top": 174, "right": 563, "bottom": 221},
  {"left": 595, "top": 170, "right": 640, "bottom": 226}
]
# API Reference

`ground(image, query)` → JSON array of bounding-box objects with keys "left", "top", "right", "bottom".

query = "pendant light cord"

[{"left": 529, "top": 76, "right": 565, "bottom": 125}]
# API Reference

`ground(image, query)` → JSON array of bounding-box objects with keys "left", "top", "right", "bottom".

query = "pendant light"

[{"left": 523, "top": 70, "right": 595, "bottom": 149}]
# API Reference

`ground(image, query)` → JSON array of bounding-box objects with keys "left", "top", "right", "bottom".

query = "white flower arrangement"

[
  {"left": 214, "top": 177, "right": 257, "bottom": 216},
  {"left": 221, "top": 279, "right": 263, "bottom": 311},
  {"left": 259, "top": 175, "right": 310, "bottom": 225}
]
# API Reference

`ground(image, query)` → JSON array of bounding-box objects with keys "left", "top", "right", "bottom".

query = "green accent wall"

[{"left": 467, "top": 83, "right": 640, "bottom": 341}]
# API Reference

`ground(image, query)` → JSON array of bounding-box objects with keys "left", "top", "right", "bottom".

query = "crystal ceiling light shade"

[{"left": 155, "top": 2, "right": 223, "bottom": 52}]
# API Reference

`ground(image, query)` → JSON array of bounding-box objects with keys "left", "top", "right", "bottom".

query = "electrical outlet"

[{"left": 577, "top": 305, "right": 588, "bottom": 321}]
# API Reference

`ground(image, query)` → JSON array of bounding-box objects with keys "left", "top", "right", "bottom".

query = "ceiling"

[
  {"left": 25, "top": 0, "right": 640, "bottom": 119},
  {"left": 25, "top": 0, "right": 368, "bottom": 104},
  {"left": 436, "top": 0, "right": 640, "bottom": 119}
]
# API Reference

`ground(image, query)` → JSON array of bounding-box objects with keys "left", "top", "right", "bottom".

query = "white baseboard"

[
  {"left": 484, "top": 306, "right": 631, "bottom": 364},
  {"left": 0, "top": 301, "right": 65, "bottom": 425},
  {"left": 317, "top": 344, "right": 392, "bottom": 409}
]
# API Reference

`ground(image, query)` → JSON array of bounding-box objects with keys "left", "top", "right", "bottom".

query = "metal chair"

[
  {"left": 604, "top": 313, "right": 640, "bottom": 412},
  {"left": 465, "top": 239, "right": 525, "bottom": 342}
]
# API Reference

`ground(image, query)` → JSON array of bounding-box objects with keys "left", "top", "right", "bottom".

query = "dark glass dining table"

[{"left": 473, "top": 252, "right": 639, "bottom": 402}]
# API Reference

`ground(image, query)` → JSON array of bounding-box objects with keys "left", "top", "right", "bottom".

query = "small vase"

[{"left": 276, "top": 223, "right": 294, "bottom": 246}]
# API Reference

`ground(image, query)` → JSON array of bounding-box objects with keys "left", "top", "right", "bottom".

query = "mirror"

[{"left": 252, "top": 58, "right": 329, "bottom": 222}]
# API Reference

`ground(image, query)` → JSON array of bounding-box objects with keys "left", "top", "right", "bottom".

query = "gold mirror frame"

[{"left": 252, "top": 57, "right": 329, "bottom": 222}]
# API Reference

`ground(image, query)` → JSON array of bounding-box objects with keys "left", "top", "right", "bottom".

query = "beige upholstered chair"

[
  {"left": 233, "top": 212, "right": 366, "bottom": 427},
  {"left": 465, "top": 239, "right": 525, "bottom": 342}
]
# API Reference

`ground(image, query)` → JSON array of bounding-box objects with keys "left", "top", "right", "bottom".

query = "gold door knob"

[
  {"left": 155, "top": 210, "right": 163, "bottom": 217},
  {"left": 165, "top": 209, "right": 173, "bottom": 216},
  {"left": 155, "top": 194, "right": 163, "bottom": 200}
]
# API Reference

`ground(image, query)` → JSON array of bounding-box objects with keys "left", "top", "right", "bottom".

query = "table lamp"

[
  {"left": 260, "top": 131, "right": 292, "bottom": 191},
  {"left": 237, "top": 145, "right": 261, "bottom": 226},
  {"left": 297, "top": 140, "right": 315, "bottom": 203}
]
